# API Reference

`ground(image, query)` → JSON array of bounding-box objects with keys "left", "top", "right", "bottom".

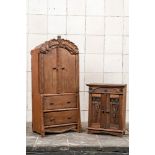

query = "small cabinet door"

[
  {"left": 89, "top": 94, "right": 102, "bottom": 128},
  {"left": 89, "top": 93, "right": 123, "bottom": 131},
  {"left": 100, "top": 94, "right": 123, "bottom": 130}
]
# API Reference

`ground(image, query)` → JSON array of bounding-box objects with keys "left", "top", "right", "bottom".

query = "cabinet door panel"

[
  {"left": 90, "top": 94, "right": 101, "bottom": 128},
  {"left": 42, "top": 48, "right": 57, "bottom": 94},
  {"left": 109, "top": 94, "right": 121, "bottom": 129},
  {"left": 100, "top": 94, "right": 122, "bottom": 130},
  {"left": 59, "top": 48, "right": 76, "bottom": 93}
]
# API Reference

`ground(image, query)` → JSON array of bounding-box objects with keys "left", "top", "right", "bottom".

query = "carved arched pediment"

[{"left": 33, "top": 36, "right": 79, "bottom": 55}]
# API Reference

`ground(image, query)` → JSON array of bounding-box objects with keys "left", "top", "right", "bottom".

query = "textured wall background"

[{"left": 26, "top": 0, "right": 129, "bottom": 123}]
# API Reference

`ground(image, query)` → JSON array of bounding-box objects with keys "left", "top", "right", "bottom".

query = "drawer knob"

[
  {"left": 67, "top": 117, "right": 71, "bottom": 119},
  {"left": 49, "top": 102, "right": 54, "bottom": 105},
  {"left": 67, "top": 101, "right": 71, "bottom": 104}
]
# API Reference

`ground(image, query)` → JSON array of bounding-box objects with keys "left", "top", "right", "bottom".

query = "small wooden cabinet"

[
  {"left": 87, "top": 84, "right": 127, "bottom": 136},
  {"left": 31, "top": 36, "right": 81, "bottom": 136}
]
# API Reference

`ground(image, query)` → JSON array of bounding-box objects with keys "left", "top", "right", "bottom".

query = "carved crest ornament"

[{"left": 32, "top": 36, "right": 79, "bottom": 55}]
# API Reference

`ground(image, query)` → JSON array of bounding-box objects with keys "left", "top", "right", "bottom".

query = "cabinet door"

[
  {"left": 58, "top": 48, "right": 77, "bottom": 93},
  {"left": 100, "top": 94, "right": 123, "bottom": 130},
  {"left": 39, "top": 47, "right": 77, "bottom": 94},
  {"left": 89, "top": 94, "right": 102, "bottom": 128},
  {"left": 39, "top": 48, "right": 57, "bottom": 94}
]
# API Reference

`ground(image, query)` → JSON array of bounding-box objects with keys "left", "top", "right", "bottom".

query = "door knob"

[{"left": 53, "top": 67, "right": 58, "bottom": 70}]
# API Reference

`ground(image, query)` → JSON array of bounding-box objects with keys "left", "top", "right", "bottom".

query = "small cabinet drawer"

[
  {"left": 89, "top": 87, "right": 123, "bottom": 94},
  {"left": 44, "top": 110, "right": 78, "bottom": 126},
  {"left": 42, "top": 94, "right": 77, "bottom": 110}
]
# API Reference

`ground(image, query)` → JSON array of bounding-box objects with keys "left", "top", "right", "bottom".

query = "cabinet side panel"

[
  {"left": 31, "top": 50, "right": 43, "bottom": 134},
  {"left": 88, "top": 92, "right": 92, "bottom": 127},
  {"left": 122, "top": 86, "right": 127, "bottom": 131},
  {"left": 119, "top": 95, "right": 123, "bottom": 130},
  {"left": 32, "top": 51, "right": 40, "bottom": 95},
  {"left": 75, "top": 54, "right": 79, "bottom": 93},
  {"left": 75, "top": 54, "right": 81, "bottom": 131},
  {"left": 76, "top": 93, "right": 81, "bottom": 131}
]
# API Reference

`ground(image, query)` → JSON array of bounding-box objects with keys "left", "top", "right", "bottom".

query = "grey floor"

[{"left": 27, "top": 122, "right": 129, "bottom": 155}]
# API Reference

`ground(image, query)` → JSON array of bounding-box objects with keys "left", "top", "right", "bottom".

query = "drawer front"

[
  {"left": 43, "top": 94, "right": 77, "bottom": 110},
  {"left": 44, "top": 110, "right": 78, "bottom": 126},
  {"left": 89, "top": 87, "right": 123, "bottom": 94}
]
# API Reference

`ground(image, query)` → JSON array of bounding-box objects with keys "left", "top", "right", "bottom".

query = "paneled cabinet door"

[
  {"left": 89, "top": 94, "right": 101, "bottom": 128},
  {"left": 39, "top": 48, "right": 77, "bottom": 94},
  {"left": 59, "top": 48, "right": 76, "bottom": 93},
  {"left": 90, "top": 94, "right": 123, "bottom": 131},
  {"left": 39, "top": 48, "right": 57, "bottom": 94},
  {"left": 100, "top": 94, "right": 123, "bottom": 130}
]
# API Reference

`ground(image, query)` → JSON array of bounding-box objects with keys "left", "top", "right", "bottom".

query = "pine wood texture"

[
  {"left": 31, "top": 36, "right": 81, "bottom": 136},
  {"left": 87, "top": 83, "right": 127, "bottom": 136}
]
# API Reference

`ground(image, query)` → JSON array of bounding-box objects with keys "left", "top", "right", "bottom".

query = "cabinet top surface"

[{"left": 86, "top": 83, "right": 127, "bottom": 87}]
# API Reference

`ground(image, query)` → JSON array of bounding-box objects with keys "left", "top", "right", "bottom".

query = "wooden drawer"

[
  {"left": 89, "top": 87, "right": 123, "bottom": 94},
  {"left": 44, "top": 110, "right": 78, "bottom": 126},
  {"left": 43, "top": 94, "right": 77, "bottom": 110}
]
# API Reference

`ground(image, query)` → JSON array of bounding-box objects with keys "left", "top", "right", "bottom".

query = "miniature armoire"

[{"left": 87, "top": 84, "right": 127, "bottom": 136}]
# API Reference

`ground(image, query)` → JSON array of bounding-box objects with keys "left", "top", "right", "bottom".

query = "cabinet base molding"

[{"left": 88, "top": 127, "right": 124, "bottom": 136}]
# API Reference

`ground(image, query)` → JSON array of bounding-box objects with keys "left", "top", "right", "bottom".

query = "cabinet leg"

[
  {"left": 41, "top": 132, "right": 45, "bottom": 137},
  {"left": 77, "top": 124, "right": 81, "bottom": 133},
  {"left": 87, "top": 129, "right": 91, "bottom": 134},
  {"left": 123, "top": 130, "right": 126, "bottom": 135}
]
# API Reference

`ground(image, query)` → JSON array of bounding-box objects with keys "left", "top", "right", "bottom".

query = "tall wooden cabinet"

[
  {"left": 31, "top": 36, "right": 81, "bottom": 136},
  {"left": 87, "top": 84, "right": 127, "bottom": 136}
]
